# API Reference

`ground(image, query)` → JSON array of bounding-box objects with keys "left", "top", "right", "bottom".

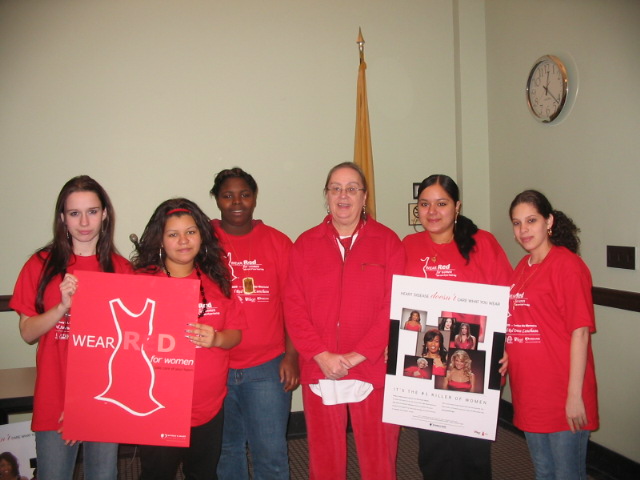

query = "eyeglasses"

[{"left": 326, "top": 186, "right": 365, "bottom": 196}]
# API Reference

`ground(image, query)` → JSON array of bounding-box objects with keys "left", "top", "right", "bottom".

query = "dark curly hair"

[
  {"left": 418, "top": 174, "right": 478, "bottom": 263},
  {"left": 509, "top": 189, "right": 580, "bottom": 254},
  {"left": 0, "top": 451, "right": 21, "bottom": 477},
  {"left": 131, "top": 198, "right": 231, "bottom": 297},
  {"left": 35, "top": 175, "right": 119, "bottom": 313},
  {"left": 210, "top": 167, "right": 258, "bottom": 198},
  {"left": 422, "top": 328, "right": 448, "bottom": 362}
]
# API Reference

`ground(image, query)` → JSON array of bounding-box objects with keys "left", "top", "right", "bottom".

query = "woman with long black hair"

[{"left": 403, "top": 174, "right": 512, "bottom": 480}]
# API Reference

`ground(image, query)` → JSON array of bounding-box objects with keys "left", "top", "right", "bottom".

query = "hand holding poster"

[
  {"left": 383, "top": 275, "right": 509, "bottom": 440},
  {"left": 63, "top": 271, "right": 199, "bottom": 447}
]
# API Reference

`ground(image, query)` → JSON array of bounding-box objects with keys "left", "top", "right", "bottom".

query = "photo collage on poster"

[
  {"left": 399, "top": 308, "right": 487, "bottom": 394},
  {"left": 383, "top": 275, "right": 509, "bottom": 440}
]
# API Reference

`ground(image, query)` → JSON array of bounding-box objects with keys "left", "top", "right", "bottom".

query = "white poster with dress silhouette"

[
  {"left": 64, "top": 271, "right": 200, "bottom": 447},
  {"left": 383, "top": 275, "right": 509, "bottom": 440}
]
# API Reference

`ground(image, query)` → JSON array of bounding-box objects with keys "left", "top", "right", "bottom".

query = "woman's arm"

[
  {"left": 19, "top": 273, "right": 77, "bottom": 344},
  {"left": 469, "top": 373, "right": 476, "bottom": 393},
  {"left": 187, "top": 323, "right": 242, "bottom": 349},
  {"left": 279, "top": 333, "right": 300, "bottom": 392},
  {"left": 566, "top": 326, "right": 589, "bottom": 432}
]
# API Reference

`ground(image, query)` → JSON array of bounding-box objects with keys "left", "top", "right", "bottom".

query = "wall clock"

[{"left": 526, "top": 54, "right": 568, "bottom": 123}]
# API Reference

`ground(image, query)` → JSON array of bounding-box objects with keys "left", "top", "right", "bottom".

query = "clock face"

[{"left": 526, "top": 55, "right": 568, "bottom": 123}]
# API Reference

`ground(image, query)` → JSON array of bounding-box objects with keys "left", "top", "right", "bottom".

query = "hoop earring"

[{"left": 159, "top": 246, "right": 163, "bottom": 262}]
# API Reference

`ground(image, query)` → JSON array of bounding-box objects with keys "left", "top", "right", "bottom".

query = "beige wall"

[
  {"left": 1, "top": 0, "right": 638, "bottom": 463},
  {"left": 0, "top": 0, "right": 467, "bottom": 414},
  {"left": 486, "top": 0, "right": 640, "bottom": 462}
]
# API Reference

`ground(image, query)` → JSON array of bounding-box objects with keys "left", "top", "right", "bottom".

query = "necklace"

[
  {"left": 165, "top": 265, "right": 208, "bottom": 318},
  {"left": 510, "top": 258, "right": 542, "bottom": 294},
  {"left": 511, "top": 247, "right": 553, "bottom": 294},
  {"left": 427, "top": 235, "right": 454, "bottom": 263}
]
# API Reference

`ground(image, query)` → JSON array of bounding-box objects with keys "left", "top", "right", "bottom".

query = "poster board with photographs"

[
  {"left": 383, "top": 275, "right": 509, "bottom": 440},
  {"left": 0, "top": 421, "right": 36, "bottom": 479}
]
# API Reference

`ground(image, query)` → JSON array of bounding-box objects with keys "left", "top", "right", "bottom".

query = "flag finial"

[{"left": 357, "top": 28, "right": 365, "bottom": 62}]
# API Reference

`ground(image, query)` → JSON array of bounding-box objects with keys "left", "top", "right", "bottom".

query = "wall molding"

[
  {"left": 3, "top": 288, "right": 640, "bottom": 314},
  {"left": 0, "top": 295, "right": 10, "bottom": 313},
  {"left": 592, "top": 287, "right": 640, "bottom": 313}
]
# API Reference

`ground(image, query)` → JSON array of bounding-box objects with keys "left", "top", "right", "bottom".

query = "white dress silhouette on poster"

[{"left": 95, "top": 298, "right": 165, "bottom": 416}]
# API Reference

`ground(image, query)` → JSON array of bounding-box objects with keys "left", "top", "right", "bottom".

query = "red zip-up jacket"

[{"left": 284, "top": 215, "right": 405, "bottom": 388}]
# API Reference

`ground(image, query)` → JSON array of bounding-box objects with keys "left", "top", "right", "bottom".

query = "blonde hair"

[{"left": 448, "top": 350, "right": 472, "bottom": 378}]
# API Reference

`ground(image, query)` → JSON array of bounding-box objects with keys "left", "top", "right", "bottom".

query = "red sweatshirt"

[{"left": 284, "top": 215, "right": 405, "bottom": 388}]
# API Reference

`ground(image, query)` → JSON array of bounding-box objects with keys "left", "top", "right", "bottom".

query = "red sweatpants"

[{"left": 302, "top": 385, "right": 399, "bottom": 480}]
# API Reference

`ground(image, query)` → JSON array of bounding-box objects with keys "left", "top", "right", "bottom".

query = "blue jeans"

[
  {"left": 35, "top": 430, "right": 118, "bottom": 480},
  {"left": 217, "top": 354, "right": 292, "bottom": 480},
  {"left": 524, "top": 430, "right": 590, "bottom": 480}
]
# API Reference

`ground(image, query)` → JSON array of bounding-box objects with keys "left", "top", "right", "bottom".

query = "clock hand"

[
  {"left": 545, "top": 71, "right": 550, "bottom": 91},
  {"left": 542, "top": 84, "right": 560, "bottom": 104}
]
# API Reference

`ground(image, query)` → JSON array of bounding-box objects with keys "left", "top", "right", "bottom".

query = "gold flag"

[{"left": 354, "top": 28, "right": 376, "bottom": 219}]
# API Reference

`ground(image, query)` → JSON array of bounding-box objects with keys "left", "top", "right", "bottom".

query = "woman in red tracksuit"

[{"left": 284, "top": 162, "right": 405, "bottom": 480}]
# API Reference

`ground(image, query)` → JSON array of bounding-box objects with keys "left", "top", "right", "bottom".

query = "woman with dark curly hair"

[
  {"left": 508, "top": 190, "right": 598, "bottom": 480},
  {"left": 132, "top": 198, "right": 246, "bottom": 480},
  {"left": 403, "top": 174, "right": 512, "bottom": 480},
  {"left": 0, "top": 452, "right": 28, "bottom": 480},
  {"left": 421, "top": 329, "right": 447, "bottom": 376},
  {"left": 404, "top": 311, "right": 422, "bottom": 332}
]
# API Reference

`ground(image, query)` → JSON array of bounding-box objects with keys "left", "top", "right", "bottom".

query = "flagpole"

[{"left": 354, "top": 28, "right": 376, "bottom": 219}]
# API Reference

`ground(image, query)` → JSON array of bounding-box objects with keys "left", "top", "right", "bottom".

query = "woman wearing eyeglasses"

[{"left": 284, "top": 162, "right": 405, "bottom": 480}]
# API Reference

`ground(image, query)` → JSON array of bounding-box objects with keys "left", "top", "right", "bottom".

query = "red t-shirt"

[
  {"left": 403, "top": 229, "right": 512, "bottom": 286},
  {"left": 142, "top": 269, "right": 247, "bottom": 426},
  {"left": 10, "top": 252, "right": 132, "bottom": 431},
  {"left": 507, "top": 246, "right": 599, "bottom": 433},
  {"left": 211, "top": 219, "right": 291, "bottom": 369}
]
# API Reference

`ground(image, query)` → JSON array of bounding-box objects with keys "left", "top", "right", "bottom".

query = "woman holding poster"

[
  {"left": 403, "top": 174, "right": 512, "bottom": 480},
  {"left": 10, "top": 175, "right": 131, "bottom": 480},
  {"left": 132, "top": 198, "right": 246, "bottom": 480},
  {"left": 508, "top": 190, "right": 598, "bottom": 480},
  {"left": 284, "top": 162, "right": 405, "bottom": 480}
]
